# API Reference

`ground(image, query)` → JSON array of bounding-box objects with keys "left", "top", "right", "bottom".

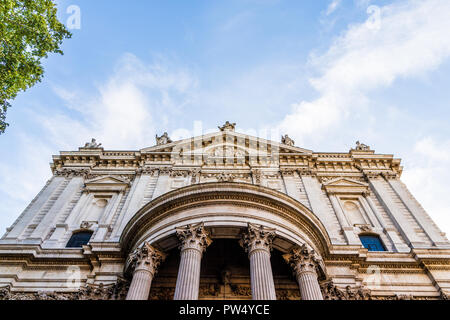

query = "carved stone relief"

[{"left": 0, "top": 279, "right": 129, "bottom": 300}]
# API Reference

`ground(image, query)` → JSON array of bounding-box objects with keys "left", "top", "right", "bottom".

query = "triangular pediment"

[
  {"left": 84, "top": 175, "right": 130, "bottom": 193},
  {"left": 322, "top": 178, "right": 369, "bottom": 195},
  {"left": 85, "top": 175, "right": 130, "bottom": 185},
  {"left": 323, "top": 178, "right": 368, "bottom": 187},
  {"left": 140, "top": 130, "right": 312, "bottom": 155}
]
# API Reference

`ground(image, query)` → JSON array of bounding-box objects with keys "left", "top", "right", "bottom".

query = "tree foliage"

[{"left": 0, "top": 0, "right": 71, "bottom": 134}]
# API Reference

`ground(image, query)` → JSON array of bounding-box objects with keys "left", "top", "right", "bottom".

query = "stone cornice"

[{"left": 49, "top": 132, "right": 403, "bottom": 178}]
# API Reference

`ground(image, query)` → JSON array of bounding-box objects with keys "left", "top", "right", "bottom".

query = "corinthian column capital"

[
  {"left": 176, "top": 222, "right": 212, "bottom": 253},
  {"left": 240, "top": 223, "right": 276, "bottom": 255},
  {"left": 283, "top": 244, "right": 322, "bottom": 276},
  {"left": 128, "top": 242, "right": 166, "bottom": 275}
]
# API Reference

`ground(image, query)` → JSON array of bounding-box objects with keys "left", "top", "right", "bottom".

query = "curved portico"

[{"left": 120, "top": 182, "right": 330, "bottom": 300}]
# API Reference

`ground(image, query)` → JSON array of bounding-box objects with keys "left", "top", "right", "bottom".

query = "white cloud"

[
  {"left": 0, "top": 54, "right": 198, "bottom": 230},
  {"left": 326, "top": 0, "right": 342, "bottom": 16},
  {"left": 278, "top": 0, "right": 450, "bottom": 145},
  {"left": 47, "top": 53, "right": 198, "bottom": 150},
  {"left": 402, "top": 137, "right": 450, "bottom": 237}
]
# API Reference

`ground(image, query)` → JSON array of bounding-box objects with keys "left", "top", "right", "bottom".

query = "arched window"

[
  {"left": 359, "top": 235, "right": 386, "bottom": 252},
  {"left": 66, "top": 231, "right": 93, "bottom": 248}
]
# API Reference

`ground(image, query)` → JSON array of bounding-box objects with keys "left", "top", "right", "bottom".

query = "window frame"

[
  {"left": 359, "top": 234, "right": 386, "bottom": 252},
  {"left": 66, "top": 230, "right": 93, "bottom": 248}
]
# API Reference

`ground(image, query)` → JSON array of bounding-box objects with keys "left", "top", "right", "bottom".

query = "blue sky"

[{"left": 1, "top": 0, "right": 450, "bottom": 237}]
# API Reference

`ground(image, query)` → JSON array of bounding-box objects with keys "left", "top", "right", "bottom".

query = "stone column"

[
  {"left": 126, "top": 242, "right": 166, "bottom": 300},
  {"left": 174, "top": 223, "right": 212, "bottom": 300},
  {"left": 283, "top": 244, "right": 324, "bottom": 300},
  {"left": 240, "top": 223, "right": 277, "bottom": 300}
]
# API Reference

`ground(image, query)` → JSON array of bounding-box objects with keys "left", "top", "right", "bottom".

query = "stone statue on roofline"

[
  {"left": 355, "top": 141, "right": 371, "bottom": 151},
  {"left": 281, "top": 134, "right": 295, "bottom": 146},
  {"left": 156, "top": 132, "right": 173, "bottom": 146},
  {"left": 84, "top": 138, "right": 102, "bottom": 149}
]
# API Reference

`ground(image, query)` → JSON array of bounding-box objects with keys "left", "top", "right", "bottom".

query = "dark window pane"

[
  {"left": 66, "top": 232, "right": 93, "bottom": 248},
  {"left": 359, "top": 235, "right": 386, "bottom": 252}
]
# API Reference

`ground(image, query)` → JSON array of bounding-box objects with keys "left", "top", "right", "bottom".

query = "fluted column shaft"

[
  {"left": 126, "top": 266, "right": 154, "bottom": 300},
  {"left": 174, "top": 223, "right": 212, "bottom": 300},
  {"left": 296, "top": 269, "right": 323, "bottom": 300},
  {"left": 283, "top": 245, "right": 324, "bottom": 300},
  {"left": 126, "top": 243, "right": 166, "bottom": 300},
  {"left": 174, "top": 246, "right": 203, "bottom": 300},
  {"left": 249, "top": 248, "right": 276, "bottom": 300},
  {"left": 241, "top": 223, "right": 277, "bottom": 300}
]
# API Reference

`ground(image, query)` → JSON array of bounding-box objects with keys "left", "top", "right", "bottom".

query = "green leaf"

[{"left": 0, "top": 0, "right": 72, "bottom": 134}]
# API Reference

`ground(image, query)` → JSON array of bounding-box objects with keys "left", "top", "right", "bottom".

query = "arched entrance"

[{"left": 120, "top": 182, "right": 331, "bottom": 300}]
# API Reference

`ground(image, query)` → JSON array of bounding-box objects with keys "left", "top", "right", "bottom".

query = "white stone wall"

[
  {"left": 1, "top": 133, "right": 449, "bottom": 297},
  {"left": 2, "top": 164, "right": 449, "bottom": 252}
]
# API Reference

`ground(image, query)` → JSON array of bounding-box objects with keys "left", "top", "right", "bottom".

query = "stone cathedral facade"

[{"left": 1, "top": 122, "right": 449, "bottom": 300}]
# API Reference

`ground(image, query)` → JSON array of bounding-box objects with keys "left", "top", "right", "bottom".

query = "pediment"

[
  {"left": 84, "top": 175, "right": 130, "bottom": 193},
  {"left": 140, "top": 130, "right": 312, "bottom": 157},
  {"left": 322, "top": 178, "right": 369, "bottom": 195},
  {"left": 323, "top": 178, "right": 368, "bottom": 187}
]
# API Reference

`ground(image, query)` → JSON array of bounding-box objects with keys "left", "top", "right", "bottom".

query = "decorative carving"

[
  {"left": 176, "top": 222, "right": 212, "bottom": 252},
  {"left": 149, "top": 287, "right": 175, "bottom": 300},
  {"left": 240, "top": 223, "right": 276, "bottom": 254},
  {"left": 206, "top": 146, "right": 246, "bottom": 163},
  {"left": 320, "top": 280, "right": 371, "bottom": 300},
  {"left": 281, "top": 135, "right": 295, "bottom": 147},
  {"left": 218, "top": 121, "right": 236, "bottom": 132},
  {"left": 127, "top": 242, "right": 166, "bottom": 275},
  {"left": 251, "top": 169, "right": 262, "bottom": 185},
  {"left": 216, "top": 172, "right": 236, "bottom": 182},
  {"left": 159, "top": 167, "right": 173, "bottom": 175},
  {"left": 84, "top": 138, "right": 102, "bottom": 149},
  {"left": 136, "top": 167, "right": 159, "bottom": 176},
  {"left": 80, "top": 221, "right": 94, "bottom": 230},
  {"left": 156, "top": 132, "right": 172, "bottom": 146},
  {"left": 0, "top": 279, "right": 129, "bottom": 300},
  {"left": 201, "top": 172, "right": 250, "bottom": 182},
  {"left": 170, "top": 170, "right": 190, "bottom": 178},
  {"left": 55, "top": 168, "right": 90, "bottom": 178},
  {"left": 230, "top": 285, "right": 252, "bottom": 297},
  {"left": 276, "top": 289, "right": 301, "bottom": 300},
  {"left": 283, "top": 244, "right": 323, "bottom": 276},
  {"left": 190, "top": 168, "right": 201, "bottom": 184},
  {"left": 199, "top": 283, "right": 220, "bottom": 297}
]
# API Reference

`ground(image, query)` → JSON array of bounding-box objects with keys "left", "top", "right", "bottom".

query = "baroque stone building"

[{"left": 1, "top": 122, "right": 449, "bottom": 300}]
